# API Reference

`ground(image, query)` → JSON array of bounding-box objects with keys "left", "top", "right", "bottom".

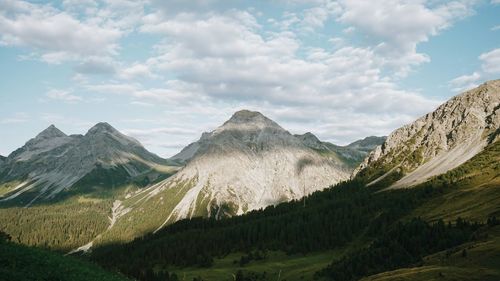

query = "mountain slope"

[
  {"left": 92, "top": 132, "right": 500, "bottom": 281},
  {"left": 354, "top": 80, "right": 500, "bottom": 188},
  {"left": 0, "top": 123, "right": 176, "bottom": 206},
  {"left": 99, "top": 110, "right": 352, "bottom": 242},
  {"left": 294, "top": 133, "right": 385, "bottom": 168}
]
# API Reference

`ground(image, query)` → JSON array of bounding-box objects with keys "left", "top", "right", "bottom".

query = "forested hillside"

[
  {"left": 0, "top": 231, "right": 129, "bottom": 281},
  {"left": 91, "top": 141, "right": 500, "bottom": 281}
]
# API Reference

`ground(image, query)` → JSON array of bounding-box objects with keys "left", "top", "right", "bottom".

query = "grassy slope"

[
  {"left": 173, "top": 251, "right": 339, "bottom": 281},
  {"left": 410, "top": 141, "right": 500, "bottom": 222},
  {"left": 0, "top": 239, "right": 129, "bottom": 281},
  {"left": 361, "top": 226, "right": 500, "bottom": 281},
  {"left": 360, "top": 142, "right": 500, "bottom": 281}
]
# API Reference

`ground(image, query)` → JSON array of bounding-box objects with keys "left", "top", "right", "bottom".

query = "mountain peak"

[
  {"left": 221, "top": 110, "right": 283, "bottom": 132},
  {"left": 87, "top": 122, "right": 118, "bottom": 135},
  {"left": 35, "top": 125, "right": 66, "bottom": 140},
  {"left": 227, "top": 110, "right": 266, "bottom": 123}
]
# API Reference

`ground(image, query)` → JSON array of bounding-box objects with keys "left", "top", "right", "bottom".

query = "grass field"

[{"left": 170, "top": 250, "right": 343, "bottom": 281}]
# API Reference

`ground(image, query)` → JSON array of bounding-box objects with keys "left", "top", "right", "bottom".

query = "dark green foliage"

[
  {"left": 91, "top": 180, "right": 442, "bottom": 277},
  {"left": 315, "top": 218, "right": 481, "bottom": 281},
  {"left": 0, "top": 201, "right": 110, "bottom": 251},
  {"left": 234, "top": 270, "right": 268, "bottom": 281},
  {"left": 0, "top": 231, "right": 129, "bottom": 281},
  {"left": 237, "top": 250, "right": 268, "bottom": 267}
]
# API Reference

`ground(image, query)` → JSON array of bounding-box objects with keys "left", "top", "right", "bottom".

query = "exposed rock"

[
  {"left": 122, "top": 110, "right": 352, "bottom": 232},
  {"left": 0, "top": 123, "right": 173, "bottom": 205},
  {"left": 353, "top": 79, "right": 500, "bottom": 188}
]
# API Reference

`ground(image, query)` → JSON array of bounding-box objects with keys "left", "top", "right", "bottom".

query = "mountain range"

[
  {"left": 84, "top": 110, "right": 385, "bottom": 243},
  {"left": 0, "top": 80, "right": 499, "bottom": 281},
  {"left": 0, "top": 122, "right": 177, "bottom": 206},
  {"left": 0, "top": 111, "right": 384, "bottom": 247},
  {"left": 89, "top": 79, "right": 500, "bottom": 281}
]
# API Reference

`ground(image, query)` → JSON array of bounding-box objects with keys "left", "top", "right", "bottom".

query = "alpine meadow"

[{"left": 0, "top": 1, "right": 499, "bottom": 281}]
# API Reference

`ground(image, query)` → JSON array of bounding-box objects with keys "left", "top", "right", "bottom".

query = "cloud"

[
  {"left": 0, "top": 0, "right": 145, "bottom": 63},
  {"left": 0, "top": 112, "right": 29, "bottom": 124},
  {"left": 118, "top": 63, "right": 158, "bottom": 80},
  {"left": 479, "top": 48, "right": 500, "bottom": 74},
  {"left": 491, "top": 25, "right": 500, "bottom": 31},
  {"left": 332, "top": 0, "right": 475, "bottom": 75},
  {"left": 137, "top": 11, "right": 440, "bottom": 114},
  {"left": 75, "top": 57, "right": 117, "bottom": 75},
  {"left": 45, "top": 89, "right": 82, "bottom": 103},
  {"left": 448, "top": 72, "right": 481, "bottom": 92}
]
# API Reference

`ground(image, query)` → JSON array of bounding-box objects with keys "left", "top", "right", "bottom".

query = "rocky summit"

[
  {"left": 354, "top": 80, "right": 500, "bottom": 188},
  {"left": 0, "top": 123, "right": 173, "bottom": 206}
]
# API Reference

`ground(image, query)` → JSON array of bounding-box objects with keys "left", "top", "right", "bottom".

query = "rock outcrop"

[{"left": 354, "top": 80, "right": 500, "bottom": 188}]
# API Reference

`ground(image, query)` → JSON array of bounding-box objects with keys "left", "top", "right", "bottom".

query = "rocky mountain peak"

[
  {"left": 220, "top": 110, "right": 283, "bottom": 132},
  {"left": 294, "top": 132, "right": 323, "bottom": 148},
  {"left": 353, "top": 79, "right": 500, "bottom": 188},
  {"left": 87, "top": 122, "right": 118, "bottom": 135},
  {"left": 35, "top": 125, "right": 67, "bottom": 140}
]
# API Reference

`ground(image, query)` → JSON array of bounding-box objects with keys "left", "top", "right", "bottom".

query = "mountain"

[
  {"left": 0, "top": 123, "right": 176, "bottom": 206},
  {"left": 100, "top": 110, "right": 352, "bottom": 242},
  {"left": 294, "top": 133, "right": 386, "bottom": 168},
  {"left": 346, "top": 136, "right": 387, "bottom": 153},
  {"left": 91, "top": 83, "right": 500, "bottom": 281},
  {"left": 0, "top": 155, "right": 5, "bottom": 166},
  {"left": 354, "top": 79, "right": 500, "bottom": 188},
  {"left": 92, "top": 140, "right": 500, "bottom": 281}
]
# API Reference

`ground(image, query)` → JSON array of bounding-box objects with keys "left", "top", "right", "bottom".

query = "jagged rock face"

[
  {"left": 0, "top": 123, "right": 170, "bottom": 205},
  {"left": 127, "top": 110, "right": 351, "bottom": 229},
  {"left": 354, "top": 80, "right": 500, "bottom": 188}
]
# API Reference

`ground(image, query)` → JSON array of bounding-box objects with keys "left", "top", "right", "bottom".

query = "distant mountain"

[
  {"left": 0, "top": 155, "right": 5, "bottom": 166},
  {"left": 0, "top": 123, "right": 176, "bottom": 206},
  {"left": 294, "top": 133, "right": 385, "bottom": 168},
  {"left": 354, "top": 79, "right": 500, "bottom": 188},
  {"left": 100, "top": 110, "right": 353, "bottom": 242},
  {"left": 346, "top": 136, "right": 387, "bottom": 153}
]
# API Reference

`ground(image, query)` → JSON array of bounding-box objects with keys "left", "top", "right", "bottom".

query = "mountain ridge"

[
  {"left": 97, "top": 110, "right": 356, "bottom": 243},
  {"left": 0, "top": 123, "right": 175, "bottom": 206},
  {"left": 354, "top": 79, "right": 500, "bottom": 188}
]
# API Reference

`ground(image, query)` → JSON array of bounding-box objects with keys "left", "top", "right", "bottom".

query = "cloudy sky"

[{"left": 0, "top": 0, "right": 499, "bottom": 157}]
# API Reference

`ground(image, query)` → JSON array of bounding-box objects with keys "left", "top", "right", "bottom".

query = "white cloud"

[
  {"left": 118, "top": 63, "right": 157, "bottom": 80},
  {"left": 0, "top": 112, "right": 29, "bottom": 124},
  {"left": 75, "top": 57, "right": 117, "bottom": 74},
  {"left": 332, "top": 0, "right": 475, "bottom": 75},
  {"left": 449, "top": 72, "right": 481, "bottom": 92},
  {"left": 479, "top": 48, "right": 500, "bottom": 74},
  {"left": 0, "top": 0, "right": 146, "bottom": 63},
  {"left": 45, "top": 89, "right": 83, "bottom": 103},
  {"left": 491, "top": 25, "right": 500, "bottom": 31}
]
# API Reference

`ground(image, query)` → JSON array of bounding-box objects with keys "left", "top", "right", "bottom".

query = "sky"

[{"left": 0, "top": 0, "right": 499, "bottom": 158}]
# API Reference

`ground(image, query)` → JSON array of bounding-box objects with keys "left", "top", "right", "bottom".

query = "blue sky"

[{"left": 1, "top": 0, "right": 499, "bottom": 157}]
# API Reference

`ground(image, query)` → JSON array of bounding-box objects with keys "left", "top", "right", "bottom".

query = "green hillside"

[{"left": 0, "top": 232, "right": 129, "bottom": 281}]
